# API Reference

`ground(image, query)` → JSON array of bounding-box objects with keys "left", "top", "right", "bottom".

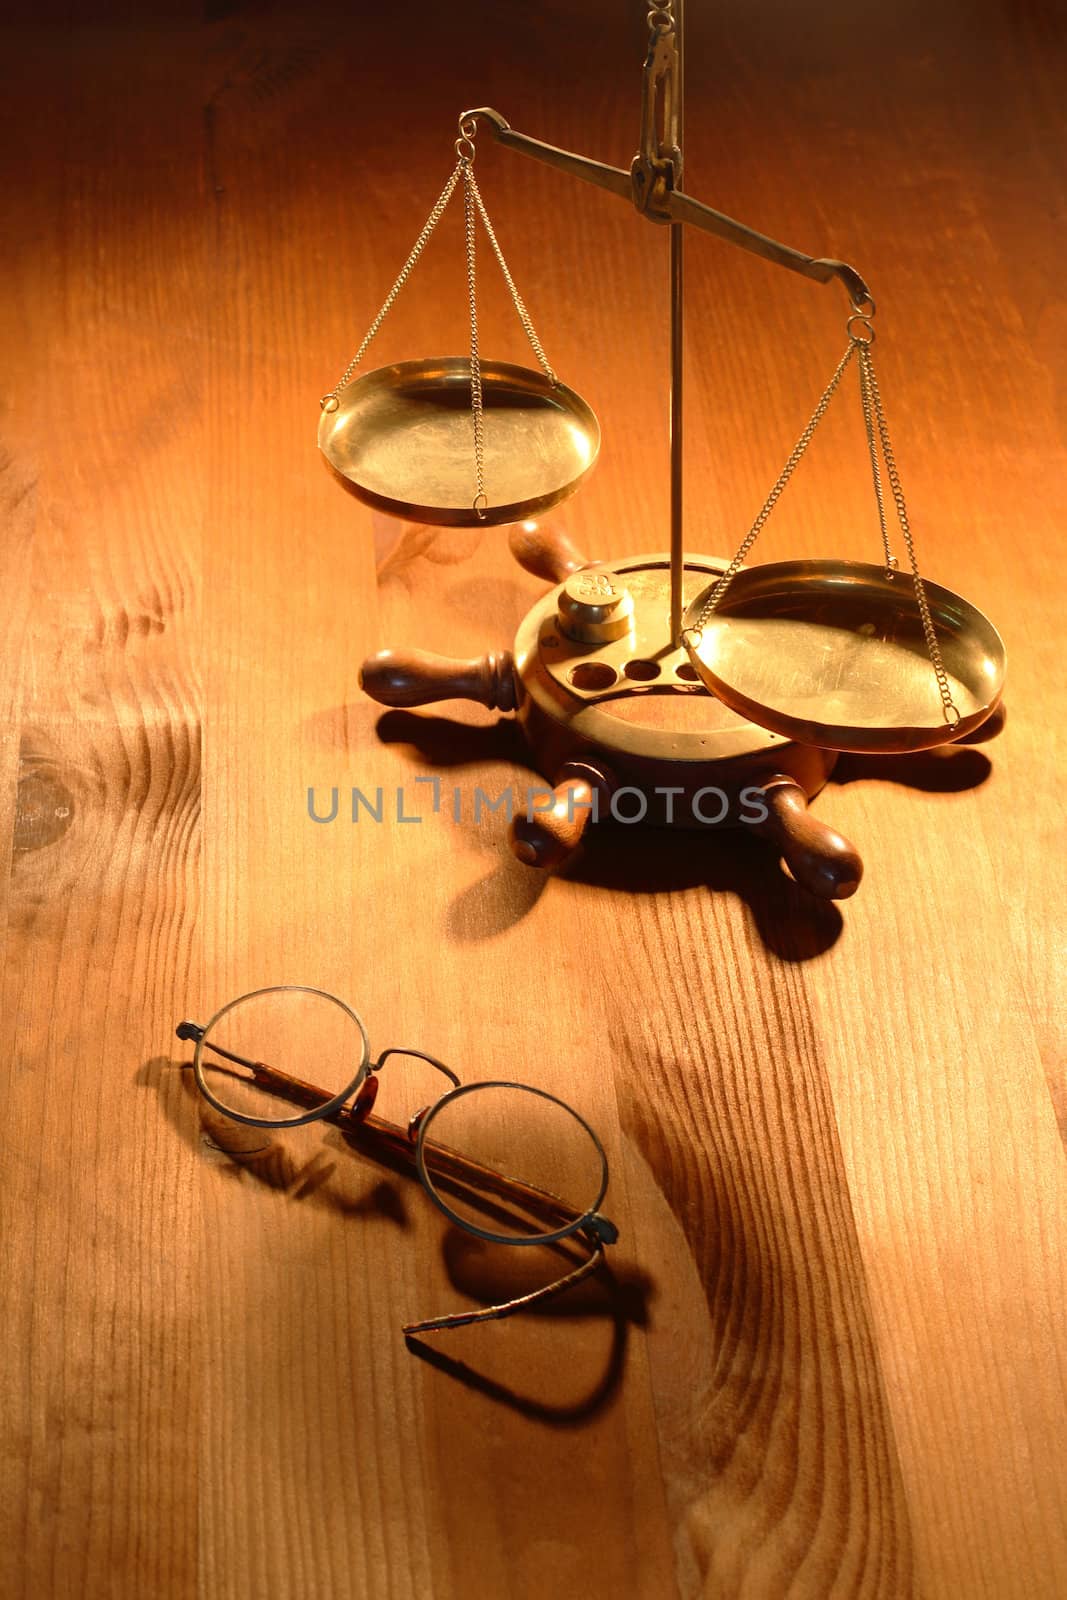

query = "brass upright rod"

[
  {"left": 669, "top": 232, "right": 684, "bottom": 640},
  {"left": 669, "top": 0, "right": 685, "bottom": 643}
]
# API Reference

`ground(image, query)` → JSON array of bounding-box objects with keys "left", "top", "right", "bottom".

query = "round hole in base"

[
  {"left": 624, "top": 659, "right": 661, "bottom": 682},
  {"left": 568, "top": 661, "right": 618, "bottom": 692},
  {"left": 675, "top": 662, "right": 700, "bottom": 682}
]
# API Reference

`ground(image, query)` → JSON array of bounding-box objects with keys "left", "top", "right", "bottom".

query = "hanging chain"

[
  {"left": 319, "top": 160, "right": 465, "bottom": 411},
  {"left": 682, "top": 302, "right": 961, "bottom": 731},
  {"left": 683, "top": 340, "right": 859, "bottom": 634},
  {"left": 462, "top": 158, "right": 488, "bottom": 518},
  {"left": 856, "top": 337, "right": 960, "bottom": 727},
  {"left": 854, "top": 320, "right": 898, "bottom": 578},
  {"left": 467, "top": 169, "right": 559, "bottom": 386},
  {"left": 321, "top": 115, "right": 560, "bottom": 522}
]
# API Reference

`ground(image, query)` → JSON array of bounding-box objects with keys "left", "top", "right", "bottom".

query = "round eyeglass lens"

[
  {"left": 194, "top": 986, "right": 369, "bottom": 1128},
  {"left": 416, "top": 1082, "right": 607, "bottom": 1244}
]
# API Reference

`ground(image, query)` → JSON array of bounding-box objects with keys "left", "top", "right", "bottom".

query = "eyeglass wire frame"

[{"left": 176, "top": 986, "right": 618, "bottom": 1337}]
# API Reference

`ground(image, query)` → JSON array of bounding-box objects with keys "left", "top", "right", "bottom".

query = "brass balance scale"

[{"left": 321, "top": 4, "right": 1006, "bottom": 900}]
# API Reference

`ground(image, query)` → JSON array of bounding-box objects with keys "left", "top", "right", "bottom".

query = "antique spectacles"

[{"left": 175, "top": 985, "right": 618, "bottom": 1337}]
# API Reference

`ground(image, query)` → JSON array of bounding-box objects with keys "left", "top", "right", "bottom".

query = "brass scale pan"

[
  {"left": 682, "top": 561, "right": 1005, "bottom": 755},
  {"left": 319, "top": 357, "right": 600, "bottom": 528}
]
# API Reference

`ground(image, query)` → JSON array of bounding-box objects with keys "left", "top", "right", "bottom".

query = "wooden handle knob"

[
  {"left": 507, "top": 520, "right": 590, "bottom": 584},
  {"left": 752, "top": 780, "right": 863, "bottom": 900},
  {"left": 359, "top": 649, "right": 517, "bottom": 711},
  {"left": 508, "top": 767, "right": 607, "bottom": 870}
]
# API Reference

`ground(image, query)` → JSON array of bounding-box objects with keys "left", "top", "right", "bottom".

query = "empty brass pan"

[
  {"left": 683, "top": 559, "right": 1006, "bottom": 754},
  {"left": 318, "top": 357, "right": 600, "bottom": 526}
]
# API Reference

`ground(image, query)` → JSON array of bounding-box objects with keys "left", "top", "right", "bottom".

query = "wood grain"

[{"left": 0, "top": 3, "right": 1064, "bottom": 1597}]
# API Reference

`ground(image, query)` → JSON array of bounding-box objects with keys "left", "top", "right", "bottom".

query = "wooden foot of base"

[
  {"left": 752, "top": 779, "right": 863, "bottom": 900},
  {"left": 508, "top": 762, "right": 614, "bottom": 871}
]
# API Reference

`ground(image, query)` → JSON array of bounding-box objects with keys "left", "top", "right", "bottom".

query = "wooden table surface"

[{"left": 1, "top": 1, "right": 1064, "bottom": 1595}]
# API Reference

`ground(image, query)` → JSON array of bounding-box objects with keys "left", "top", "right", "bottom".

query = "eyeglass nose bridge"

[
  {"left": 373, "top": 1046, "right": 461, "bottom": 1087},
  {"left": 368, "top": 1048, "right": 460, "bottom": 1143}
]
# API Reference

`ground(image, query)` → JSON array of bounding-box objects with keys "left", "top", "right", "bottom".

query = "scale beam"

[{"left": 460, "top": 106, "right": 872, "bottom": 308}]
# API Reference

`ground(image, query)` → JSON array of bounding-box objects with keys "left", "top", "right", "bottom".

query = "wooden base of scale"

[{"left": 359, "top": 522, "right": 1003, "bottom": 901}]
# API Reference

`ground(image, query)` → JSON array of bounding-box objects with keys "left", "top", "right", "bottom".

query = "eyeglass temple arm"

[
  {"left": 402, "top": 1228, "right": 609, "bottom": 1337},
  {"left": 459, "top": 106, "right": 871, "bottom": 308},
  {"left": 348, "top": 1110, "right": 587, "bottom": 1238},
  {"left": 175, "top": 1021, "right": 358, "bottom": 1117}
]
